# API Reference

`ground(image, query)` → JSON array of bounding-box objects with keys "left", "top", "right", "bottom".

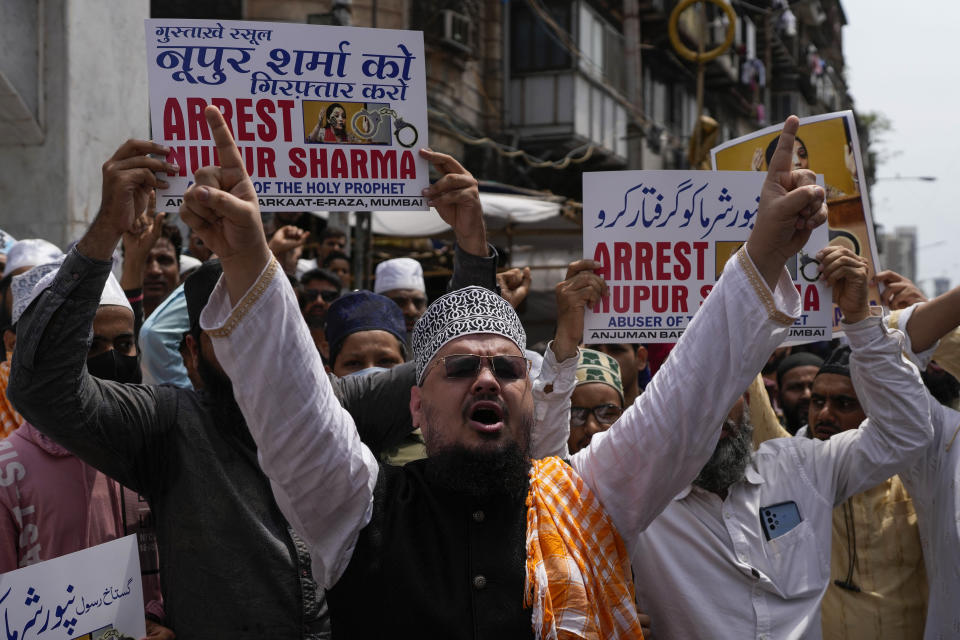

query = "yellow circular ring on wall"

[{"left": 668, "top": 0, "right": 737, "bottom": 63}]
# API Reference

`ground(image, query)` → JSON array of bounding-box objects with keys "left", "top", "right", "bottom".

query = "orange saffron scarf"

[{"left": 525, "top": 456, "right": 644, "bottom": 639}]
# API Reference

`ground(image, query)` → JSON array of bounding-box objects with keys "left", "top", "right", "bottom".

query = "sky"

[{"left": 842, "top": 0, "right": 958, "bottom": 290}]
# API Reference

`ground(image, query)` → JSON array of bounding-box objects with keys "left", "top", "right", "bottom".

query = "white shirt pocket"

[{"left": 764, "top": 520, "right": 827, "bottom": 598}]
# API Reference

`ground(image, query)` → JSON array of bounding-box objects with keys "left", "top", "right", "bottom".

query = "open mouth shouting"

[{"left": 466, "top": 400, "right": 506, "bottom": 435}]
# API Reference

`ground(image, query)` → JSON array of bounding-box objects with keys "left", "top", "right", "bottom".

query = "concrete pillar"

[{"left": 0, "top": 0, "right": 150, "bottom": 248}]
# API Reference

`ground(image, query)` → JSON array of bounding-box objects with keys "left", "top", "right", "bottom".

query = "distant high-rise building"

[
  {"left": 881, "top": 226, "right": 918, "bottom": 283},
  {"left": 933, "top": 277, "right": 951, "bottom": 297}
]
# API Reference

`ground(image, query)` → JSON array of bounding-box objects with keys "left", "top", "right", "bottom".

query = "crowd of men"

[{"left": 0, "top": 108, "right": 958, "bottom": 640}]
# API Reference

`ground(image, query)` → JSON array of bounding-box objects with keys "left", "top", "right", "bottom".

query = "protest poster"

[
  {"left": 0, "top": 536, "right": 144, "bottom": 640},
  {"left": 582, "top": 170, "right": 830, "bottom": 344},
  {"left": 711, "top": 111, "right": 881, "bottom": 332},
  {"left": 145, "top": 19, "right": 429, "bottom": 212}
]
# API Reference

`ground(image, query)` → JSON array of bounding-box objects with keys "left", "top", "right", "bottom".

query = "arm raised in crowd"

[
  {"left": 900, "top": 283, "right": 960, "bottom": 354},
  {"left": 268, "top": 225, "right": 309, "bottom": 276},
  {"left": 571, "top": 116, "right": 825, "bottom": 540},
  {"left": 183, "top": 106, "right": 377, "bottom": 589},
  {"left": 529, "top": 260, "right": 607, "bottom": 460},
  {"left": 798, "top": 246, "right": 932, "bottom": 501},
  {"left": 497, "top": 267, "right": 532, "bottom": 309},
  {"left": 120, "top": 190, "right": 164, "bottom": 337},
  {"left": 8, "top": 140, "right": 181, "bottom": 495},
  {"left": 419, "top": 149, "right": 500, "bottom": 293},
  {"left": 876, "top": 269, "right": 927, "bottom": 311},
  {"left": 880, "top": 269, "right": 960, "bottom": 379}
]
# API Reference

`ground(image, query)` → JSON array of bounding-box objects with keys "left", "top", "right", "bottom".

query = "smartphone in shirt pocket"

[{"left": 760, "top": 501, "right": 802, "bottom": 540}]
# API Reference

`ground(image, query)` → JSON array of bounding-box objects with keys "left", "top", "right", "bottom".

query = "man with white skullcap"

[
  {"left": 1, "top": 239, "right": 63, "bottom": 331},
  {"left": 375, "top": 257, "right": 428, "bottom": 337},
  {"left": 0, "top": 241, "right": 64, "bottom": 437},
  {"left": 1, "top": 261, "right": 171, "bottom": 635},
  {"left": 165, "top": 107, "right": 832, "bottom": 636},
  {"left": 8, "top": 125, "right": 508, "bottom": 637}
]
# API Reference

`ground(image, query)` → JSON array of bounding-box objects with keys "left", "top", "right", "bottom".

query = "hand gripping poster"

[
  {"left": 145, "top": 19, "right": 429, "bottom": 212},
  {"left": 582, "top": 170, "right": 830, "bottom": 345},
  {"left": 0, "top": 536, "right": 145, "bottom": 640},
  {"left": 711, "top": 111, "right": 881, "bottom": 333}
]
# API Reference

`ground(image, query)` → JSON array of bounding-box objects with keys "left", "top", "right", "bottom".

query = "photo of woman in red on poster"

[{"left": 306, "top": 102, "right": 356, "bottom": 143}]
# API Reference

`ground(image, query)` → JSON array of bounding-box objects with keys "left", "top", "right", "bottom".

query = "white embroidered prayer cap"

[
  {"left": 412, "top": 285, "right": 526, "bottom": 385},
  {"left": 2, "top": 239, "right": 62, "bottom": 278},
  {"left": 374, "top": 257, "right": 425, "bottom": 294},
  {"left": 11, "top": 259, "right": 131, "bottom": 326}
]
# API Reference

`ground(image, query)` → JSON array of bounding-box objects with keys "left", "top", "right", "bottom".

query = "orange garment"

[
  {"left": 525, "top": 456, "right": 644, "bottom": 639},
  {"left": 0, "top": 357, "right": 23, "bottom": 438}
]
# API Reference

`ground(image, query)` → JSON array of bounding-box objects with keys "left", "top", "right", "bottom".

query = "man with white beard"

[
  {"left": 689, "top": 394, "right": 755, "bottom": 499},
  {"left": 623, "top": 246, "right": 931, "bottom": 639},
  {"left": 539, "top": 245, "right": 932, "bottom": 639}
]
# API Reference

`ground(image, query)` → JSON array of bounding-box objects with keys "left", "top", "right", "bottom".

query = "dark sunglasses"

[
  {"left": 570, "top": 403, "right": 623, "bottom": 427},
  {"left": 434, "top": 354, "right": 529, "bottom": 381},
  {"left": 305, "top": 288, "right": 339, "bottom": 303}
]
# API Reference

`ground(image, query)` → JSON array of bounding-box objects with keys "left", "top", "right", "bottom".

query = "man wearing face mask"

[
  {"left": 7, "top": 136, "right": 498, "bottom": 639},
  {"left": 0, "top": 263, "right": 171, "bottom": 639}
]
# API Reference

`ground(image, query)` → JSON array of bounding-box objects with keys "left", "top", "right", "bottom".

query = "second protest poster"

[
  {"left": 711, "top": 111, "right": 881, "bottom": 333},
  {"left": 582, "top": 170, "right": 830, "bottom": 344}
]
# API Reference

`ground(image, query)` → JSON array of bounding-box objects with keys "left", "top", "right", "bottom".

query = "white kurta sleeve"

[
  {"left": 530, "top": 343, "right": 578, "bottom": 460},
  {"left": 803, "top": 311, "right": 934, "bottom": 504},
  {"left": 886, "top": 305, "right": 940, "bottom": 370},
  {"left": 571, "top": 248, "right": 800, "bottom": 541},
  {"left": 201, "top": 259, "right": 379, "bottom": 589}
]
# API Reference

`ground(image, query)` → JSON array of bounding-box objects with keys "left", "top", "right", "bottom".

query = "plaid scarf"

[{"left": 524, "top": 457, "right": 644, "bottom": 639}]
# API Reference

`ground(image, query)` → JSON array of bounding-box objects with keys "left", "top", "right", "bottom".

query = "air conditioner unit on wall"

[{"left": 441, "top": 9, "right": 474, "bottom": 55}]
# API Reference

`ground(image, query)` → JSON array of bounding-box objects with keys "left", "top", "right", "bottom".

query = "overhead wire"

[{"left": 428, "top": 107, "right": 598, "bottom": 169}]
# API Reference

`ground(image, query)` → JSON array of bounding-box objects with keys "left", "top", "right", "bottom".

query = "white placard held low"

[
  {"left": 583, "top": 170, "right": 831, "bottom": 345},
  {"left": 0, "top": 536, "right": 145, "bottom": 640}
]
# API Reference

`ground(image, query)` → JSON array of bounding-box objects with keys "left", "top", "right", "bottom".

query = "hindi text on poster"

[{"left": 146, "top": 19, "right": 430, "bottom": 212}]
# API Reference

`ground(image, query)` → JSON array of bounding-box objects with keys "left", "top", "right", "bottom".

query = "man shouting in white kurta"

[{"left": 180, "top": 105, "right": 829, "bottom": 639}]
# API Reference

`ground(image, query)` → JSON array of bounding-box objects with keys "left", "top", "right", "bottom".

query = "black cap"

[
  {"left": 776, "top": 352, "right": 825, "bottom": 386},
  {"left": 184, "top": 259, "right": 223, "bottom": 339},
  {"left": 818, "top": 345, "right": 851, "bottom": 378},
  {"left": 324, "top": 291, "right": 406, "bottom": 365}
]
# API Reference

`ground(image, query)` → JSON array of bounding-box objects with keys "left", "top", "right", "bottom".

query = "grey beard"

[{"left": 693, "top": 411, "right": 754, "bottom": 496}]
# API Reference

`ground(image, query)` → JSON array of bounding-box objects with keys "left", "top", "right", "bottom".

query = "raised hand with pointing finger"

[
  {"left": 419, "top": 149, "right": 487, "bottom": 257},
  {"left": 179, "top": 105, "right": 270, "bottom": 304},
  {"left": 746, "top": 116, "right": 828, "bottom": 290}
]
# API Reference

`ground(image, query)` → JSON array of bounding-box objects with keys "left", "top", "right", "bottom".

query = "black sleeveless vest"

[{"left": 327, "top": 460, "right": 534, "bottom": 639}]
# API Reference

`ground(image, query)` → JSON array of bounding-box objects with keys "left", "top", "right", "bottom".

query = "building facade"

[
  {"left": 2, "top": 0, "right": 855, "bottom": 340},
  {"left": 880, "top": 225, "right": 918, "bottom": 283}
]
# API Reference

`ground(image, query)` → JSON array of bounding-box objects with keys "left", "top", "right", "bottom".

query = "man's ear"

[
  {"left": 635, "top": 344, "right": 648, "bottom": 370},
  {"left": 410, "top": 385, "right": 423, "bottom": 429},
  {"left": 185, "top": 333, "right": 200, "bottom": 370}
]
